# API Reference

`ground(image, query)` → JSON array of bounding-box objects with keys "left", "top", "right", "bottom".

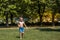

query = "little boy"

[{"left": 18, "top": 16, "right": 27, "bottom": 39}]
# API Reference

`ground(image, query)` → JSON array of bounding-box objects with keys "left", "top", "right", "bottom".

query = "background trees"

[{"left": 0, "top": 0, "right": 60, "bottom": 26}]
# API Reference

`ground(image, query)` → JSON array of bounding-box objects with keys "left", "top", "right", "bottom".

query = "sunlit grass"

[{"left": 0, "top": 27, "right": 60, "bottom": 40}]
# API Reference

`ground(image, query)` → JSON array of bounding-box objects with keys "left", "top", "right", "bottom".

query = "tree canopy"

[{"left": 0, "top": 0, "right": 60, "bottom": 24}]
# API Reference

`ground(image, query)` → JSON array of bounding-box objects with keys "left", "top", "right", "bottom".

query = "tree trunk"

[
  {"left": 38, "top": 1, "right": 42, "bottom": 26},
  {"left": 38, "top": 1, "right": 45, "bottom": 26},
  {"left": 52, "top": 6, "right": 56, "bottom": 27},
  {"left": 10, "top": 13, "right": 13, "bottom": 25},
  {"left": 52, "top": 13, "right": 55, "bottom": 26},
  {"left": 56, "top": 0, "right": 60, "bottom": 13},
  {"left": 6, "top": 12, "right": 9, "bottom": 27},
  {"left": 40, "top": 14, "right": 42, "bottom": 26}
]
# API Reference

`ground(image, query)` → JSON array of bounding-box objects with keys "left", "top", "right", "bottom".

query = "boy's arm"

[
  {"left": 24, "top": 23, "right": 28, "bottom": 29},
  {"left": 24, "top": 22, "right": 28, "bottom": 29},
  {"left": 24, "top": 23, "right": 27, "bottom": 27},
  {"left": 18, "top": 23, "right": 20, "bottom": 27}
]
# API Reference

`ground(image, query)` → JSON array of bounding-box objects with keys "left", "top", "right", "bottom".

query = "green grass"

[{"left": 0, "top": 27, "right": 60, "bottom": 40}]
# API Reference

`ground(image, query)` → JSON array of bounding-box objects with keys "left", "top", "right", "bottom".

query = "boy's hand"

[{"left": 25, "top": 27, "right": 28, "bottom": 29}]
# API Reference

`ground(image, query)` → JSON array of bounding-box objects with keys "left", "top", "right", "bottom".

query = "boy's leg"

[
  {"left": 20, "top": 27, "right": 24, "bottom": 39},
  {"left": 20, "top": 33, "right": 21, "bottom": 38},
  {"left": 20, "top": 32, "right": 24, "bottom": 39},
  {"left": 21, "top": 27, "right": 24, "bottom": 38},
  {"left": 22, "top": 32, "right": 24, "bottom": 38},
  {"left": 20, "top": 33, "right": 22, "bottom": 39}
]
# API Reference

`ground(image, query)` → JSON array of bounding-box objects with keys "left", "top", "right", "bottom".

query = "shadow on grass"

[
  {"left": 36, "top": 28, "right": 60, "bottom": 32},
  {"left": 16, "top": 36, "right": 20, "bottom": 38}
]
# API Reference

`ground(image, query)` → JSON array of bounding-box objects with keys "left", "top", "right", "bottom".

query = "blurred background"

[{"left": 0, "top": 0, "right": 60, "bottom": 27}]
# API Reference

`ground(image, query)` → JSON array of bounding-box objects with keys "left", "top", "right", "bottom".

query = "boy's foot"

[{"left": 20, "top": 38, "right": 22, "bottom": 39}]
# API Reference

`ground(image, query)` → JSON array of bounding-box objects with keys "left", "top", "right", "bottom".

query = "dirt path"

[
  {"left": 0, "top": 26, "right": 60, "bottom": 30},
  {"left": 0, "top": 27, "right": 18, "bottom": 30}
]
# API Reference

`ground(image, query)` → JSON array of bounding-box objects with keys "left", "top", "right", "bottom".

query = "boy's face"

[{"left": 20, "top": 17, "right": 23, "bottom": 22}]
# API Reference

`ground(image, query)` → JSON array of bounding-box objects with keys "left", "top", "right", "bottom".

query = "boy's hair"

[
  {"left": 20, "top": 15, "right": 23, "bottom": 17},
  {"left": 19, "top": 15, "right": 23, "bottom": 19},
  {"left": 19, "top": 16, "right": 23, "bottom": 19},
  {"left": 19, "top": 15, "right": 24, "bottom": 21}
]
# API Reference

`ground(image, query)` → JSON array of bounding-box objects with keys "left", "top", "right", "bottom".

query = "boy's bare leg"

[
  {"left": 20, "top": 33, "right": 22, "bottom": 39},
  {"left": 22, "top": 32, "right": 24, "bottom": 38}
]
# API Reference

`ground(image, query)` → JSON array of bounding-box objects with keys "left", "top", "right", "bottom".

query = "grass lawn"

[{"left": 0, "top": 27, "right": 60, "bottom": 40}]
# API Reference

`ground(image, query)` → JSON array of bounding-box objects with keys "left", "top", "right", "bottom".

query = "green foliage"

[{"left": 0, "top": 0, "right": 60, "bottom": 23}]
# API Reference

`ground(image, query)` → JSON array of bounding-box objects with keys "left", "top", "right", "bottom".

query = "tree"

[
  {"left": 5, "top": 11, "right": 9, "bottom": 27},
  {"left": 45, "top": 0, "right": 57, "bottom": 26},
  {"left": 55, "top": 0, "right": 60, "bottom": 13},
  {"left": 0, "top": 0, "right": 60, "bottom": 27}
]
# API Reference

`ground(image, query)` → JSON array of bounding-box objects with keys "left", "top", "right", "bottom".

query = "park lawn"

[{"left": 0, "top": 27, "right": 60, "bottom": 40}]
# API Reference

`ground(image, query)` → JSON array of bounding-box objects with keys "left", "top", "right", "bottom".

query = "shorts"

[{"left": 19, "top": 27, "right": 24, "bottom": 33}]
